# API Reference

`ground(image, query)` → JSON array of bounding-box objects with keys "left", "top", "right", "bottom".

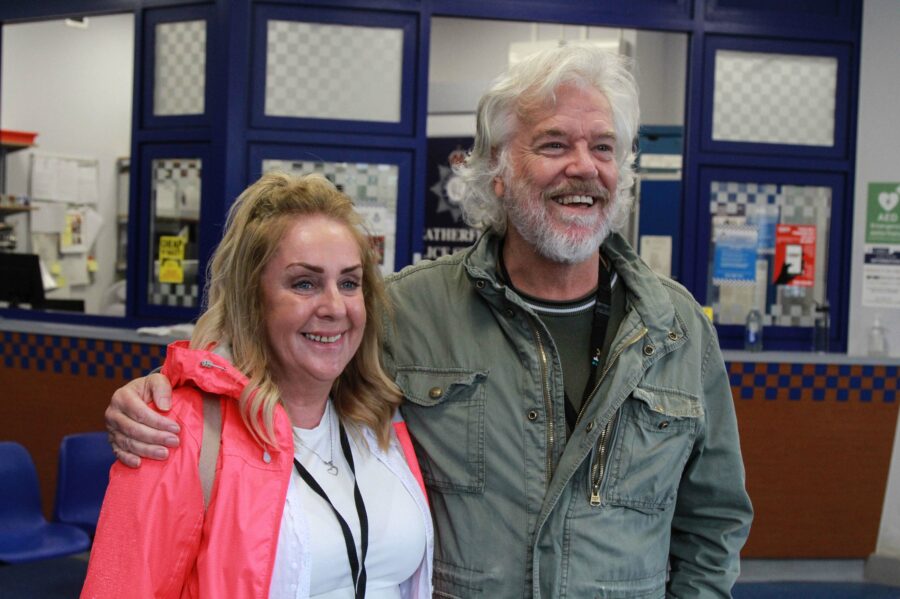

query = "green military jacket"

[{"left": 383, "top": 231, "right": 752, "bottom": 598}]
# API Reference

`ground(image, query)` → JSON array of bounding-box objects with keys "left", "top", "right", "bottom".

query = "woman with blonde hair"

[{"left": 83, "top": 173, "right": 433, "bottom": 598}]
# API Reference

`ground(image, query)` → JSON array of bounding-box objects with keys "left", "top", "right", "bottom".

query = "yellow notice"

[{"left": 158, "top": 235, "right": 185, "bottom": 284}]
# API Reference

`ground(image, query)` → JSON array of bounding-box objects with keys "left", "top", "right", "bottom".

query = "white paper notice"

[
  {"left": 77, "top": 164, "right": 100, "bottom": 204},
  {"left": 82, "top": 207, "right": 104, "bottom": 248},
  {"left": 57, "top": 160, "right": 79, "bottom": 202},
  {"left": 155, "top": 180, "right": 177, "bottom": 214},
  {"left": 31, "top": 155, "right": 60, "bottom": 202},
  {"left": 59, "top": 209, "right": 87, "bottom": 254},
  {"left": 639, "top": 235, "right": 672, "bottom": 278},
  {"left": 862, "top": 246, "right": 900, "bottom": 308},
  {"left": 181, "top": 182, "right": 200, "bottom": 218},
  {"left": 39, "top": 259, "right": 59, "bottom": 292},
  {"left": 61, "top": 254, "right": 89, "bottom": 286},
  {"left": 29, "top": 201, "right": 66, "bottom": 233}
]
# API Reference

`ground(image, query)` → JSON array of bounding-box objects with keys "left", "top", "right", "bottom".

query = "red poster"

[{"left": 773, "top": 224, "right": 816, "bottom": 287}]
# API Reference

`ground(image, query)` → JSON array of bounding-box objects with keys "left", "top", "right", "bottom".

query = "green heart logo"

[{"left": 879, "top": 191, "right": 899, "bottom": 213}]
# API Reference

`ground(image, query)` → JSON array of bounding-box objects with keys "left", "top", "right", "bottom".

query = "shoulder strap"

[{"left": 199, "top": 392, "right": 222, "bottom": 510}]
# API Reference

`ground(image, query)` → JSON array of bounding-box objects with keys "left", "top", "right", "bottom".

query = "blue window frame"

[
  {"left": 249, "top": 4, "right": 418, "bottom": 137},
  {"left": 693, "top": 166, "right": 850, "bottom": 352},
  {"left": 700, "top": 36, "right": 853, "bottom": 161},
  {"left": 141, "top": 4, "right": 215, "bottom": 130},
  {"left": 133, "top": 143, "right": 211, "bottom": 320},
  {"left": 704, "top": 0, "right": 858, "bottom": 39},
  {"left": 248, "top": 143, "right": 414, "bottom": 271}
]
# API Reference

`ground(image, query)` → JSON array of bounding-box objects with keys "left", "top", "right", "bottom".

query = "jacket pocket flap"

[
  {"left": 395, "top": 367, "right": 487, "bottom": 406},
  {"left": 632, "top": 385, "right": 703, "bottom": 419}
]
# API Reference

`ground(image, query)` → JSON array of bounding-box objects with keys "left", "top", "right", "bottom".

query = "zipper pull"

[
  {"left": 590, "top": 490, "right": 601, "bottom": 507},
  {"left": 200, "top": 359, "right": 226, "bottom": 371}
]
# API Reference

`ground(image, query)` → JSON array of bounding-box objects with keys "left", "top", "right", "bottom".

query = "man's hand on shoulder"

[{"left": 106, "top": 373, "right": 180, "bottom": 468}]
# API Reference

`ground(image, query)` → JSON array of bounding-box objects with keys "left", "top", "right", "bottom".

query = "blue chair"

[
  {"left": 53, "top": 432, "right": 116, "bottom": 536},
  {"left": 0, "top": 441, "right": 91, "bottom": 564}
]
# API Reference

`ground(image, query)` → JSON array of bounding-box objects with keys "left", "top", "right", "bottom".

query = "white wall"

[
  {"left": 849, "top": 0, "right": 900, "bottom": 357},
  {"left": 857, "top": 0, "right": 900, "bottom": 568},
  {"left": 1, "top": 14, "right": 134, "bottom": 314}
]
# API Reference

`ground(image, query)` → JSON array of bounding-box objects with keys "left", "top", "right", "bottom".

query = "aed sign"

[{"left": 866, "top": 182, "right": 900, "bottom": 244}]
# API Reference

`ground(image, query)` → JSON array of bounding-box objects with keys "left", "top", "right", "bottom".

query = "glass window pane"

[
  {"left": 154, "top": 20, "right": 206, "bottom": 116},
  {"left": 713, "top": 50, "right": 837, "bottom": 146},
  {"left": 262, "top": 159, "right": 399, "bottom": 273},
  {"left": 148, "top": 158, "right": 201, "bottom": 307},
  {"left": 265, "top": 20, "right": 403, "bottom": 122},
  {"left": 1, "top": 14, "right": 133, "bottom": 316},
  {"left": 707, "top": 181, "right": 831, "bottom": 327}
]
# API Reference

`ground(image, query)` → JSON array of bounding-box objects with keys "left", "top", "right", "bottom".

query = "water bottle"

[
  {"left": 813, "top": 302, "right": 830, "bottom": 353},
  {"left": 868, "top": 316, "right": 889, "bottom": 357},
  {"left": 744, "top": 309, "right": 763, "bottom": 352}
]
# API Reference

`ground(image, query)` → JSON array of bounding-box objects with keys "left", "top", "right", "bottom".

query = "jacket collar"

[
  {"left": 161, "top": 340, "right": 249, "bottom": 401},
  {"left": 462, "top": 229, "right": 682, "bottom": 343}
]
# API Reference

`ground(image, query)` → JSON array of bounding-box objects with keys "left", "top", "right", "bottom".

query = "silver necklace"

[{"left": 298, "top": 404, "right": 338, "bottom": 476}]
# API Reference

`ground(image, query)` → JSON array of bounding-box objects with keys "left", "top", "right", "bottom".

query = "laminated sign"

[
  {"left": 158, "top": 235, "right": 185, "bottom": 284},
  {"left": 773, "top": 224, "right": 816, "bottom": 287}
]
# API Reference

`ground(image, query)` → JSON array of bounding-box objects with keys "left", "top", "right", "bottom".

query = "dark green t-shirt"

[{"left": 502, "top": 254, "right": 626, "bottom": 422}]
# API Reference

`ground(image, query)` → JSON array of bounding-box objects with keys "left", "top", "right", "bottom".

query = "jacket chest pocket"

[
  {"left": 396, "top": 367, "right": 487, "bottom": 494},
  {"left": 604, "top": 385, "right": 702, "bottom": 511}
]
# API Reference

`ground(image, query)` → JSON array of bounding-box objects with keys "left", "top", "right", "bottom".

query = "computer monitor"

[
  {"left": 0, "top": 253, "right": 84, "bottom": 312},
  {"left": 0, "top": 252, "right": 45, "bottom": 308}
]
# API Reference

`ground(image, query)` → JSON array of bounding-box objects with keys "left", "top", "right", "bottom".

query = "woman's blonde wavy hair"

[{"left": 191, "top": 172, "right": 401, "bottom": 450}]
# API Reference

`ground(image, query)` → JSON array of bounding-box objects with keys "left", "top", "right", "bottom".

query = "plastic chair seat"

[
  {"left": 0, "top": 441, "right": 92, "bottom": 564},
  {"left": 53, "top": 432, "right": 116, "bottom": 536},
  {"left": 0, "top": 521, "right": 91, "bottom": 564}
]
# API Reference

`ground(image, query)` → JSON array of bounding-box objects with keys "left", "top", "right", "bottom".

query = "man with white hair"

[{"left": 107, "top": 44, "right": 752, "bottom": 597}]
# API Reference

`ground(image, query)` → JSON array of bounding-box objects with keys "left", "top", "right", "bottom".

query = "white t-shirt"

[{"left": 269, "top": 400, "right": 427, "bottom": 599}]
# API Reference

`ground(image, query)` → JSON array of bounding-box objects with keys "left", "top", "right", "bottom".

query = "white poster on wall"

[
  {"left": 29, "top": 201, "right": 66, "bottom": 233},
  {"left": 862, "top": 246, "right": 900, "bottom": 308},
  {"left": 639, "top": 235, "right": 672, "bottom": 277}
]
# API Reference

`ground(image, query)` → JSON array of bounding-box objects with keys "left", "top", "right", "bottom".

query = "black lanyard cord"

[
  {"left": 563, "top": 255, "right": 612, "bottom": 435},
  {"left": 293, "top": 421, "right": 369, "bottom": 599}
]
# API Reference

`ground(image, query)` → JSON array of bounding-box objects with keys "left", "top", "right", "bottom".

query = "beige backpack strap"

[{"left": 199, "top": 392, "right": 222, "bottom": 510}]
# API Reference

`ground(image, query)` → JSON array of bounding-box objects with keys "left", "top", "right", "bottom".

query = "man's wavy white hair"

[{"left": 455, "top": 44, "right": 640, "bottom": 233}]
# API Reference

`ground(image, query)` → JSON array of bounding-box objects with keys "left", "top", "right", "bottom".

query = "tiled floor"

[
  {"left": 735, "top": 560, "right": 900, "bottom": 599},
  {"left": 1, "top": 556, "right": 898, "bottom": 598}
]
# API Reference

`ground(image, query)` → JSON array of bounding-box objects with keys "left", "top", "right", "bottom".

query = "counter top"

[
  {"left": 2, "top": 317, "right": 898, "bottom": 366},
  {"left": 722, "top": 349, "right": 900, "bottom": 366},
  {"left": 0, "top": 317, "right": 187, "bottom": 346}
]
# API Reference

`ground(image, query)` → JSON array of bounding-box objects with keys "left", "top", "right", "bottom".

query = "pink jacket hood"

[{"left": 161, "top": 340, "right": 248, "bottom": 401}]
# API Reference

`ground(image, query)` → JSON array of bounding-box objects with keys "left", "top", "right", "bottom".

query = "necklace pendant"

[{"left": 326, "top": 462, "right": 339, "bottom": 476}]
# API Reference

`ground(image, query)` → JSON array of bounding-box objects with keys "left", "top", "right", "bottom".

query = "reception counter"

[
  {"left": 723, "top": 350, "right": 899, "bottom": 558},
  {"left": 2, "top": 319, "right": 898, "bottom": 558}
]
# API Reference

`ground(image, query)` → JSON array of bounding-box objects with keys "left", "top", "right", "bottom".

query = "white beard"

[{"left": 502, "top": 176, "right": 614, "bottom": 265}]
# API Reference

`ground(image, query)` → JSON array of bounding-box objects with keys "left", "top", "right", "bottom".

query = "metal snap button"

[
  {"left": 668, "top": 331, "right": 678, "bottom": 341},
  {"left": 505, "top": 308, "right": 515, "bottom": 318},
  {"left": 262, "top": 450, "right": 272, "bottom": 463},
  {"left": 643, "top": 345, "right": 655, "bottom": 356},
  {"left": 527, "top": 410, "right": 539, "bottom": 421},
  {"left": 586, "top": 420, "right": 595, "bottom": 432},
  {"left": 658, "top": 421, "right": 670, "bottom": 430},
  {"left": 428, "top": 387, "right": 443, "bottom": 399},
  {"left": 475, "top": 280, "right": 486, "bottom": 289}
]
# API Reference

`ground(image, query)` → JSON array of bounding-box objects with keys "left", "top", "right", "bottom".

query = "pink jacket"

[{"left": 82, "top": 341, "right": 431, "bottom": 598}]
